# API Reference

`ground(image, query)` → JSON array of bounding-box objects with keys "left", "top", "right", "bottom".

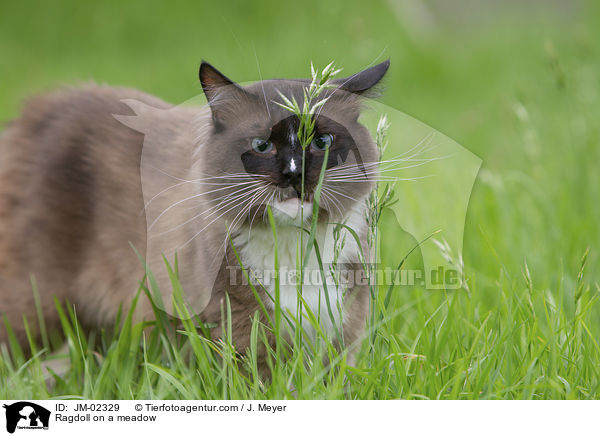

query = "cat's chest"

[{"left": 233, "top": 223, "right": 357, "bottom": 337}]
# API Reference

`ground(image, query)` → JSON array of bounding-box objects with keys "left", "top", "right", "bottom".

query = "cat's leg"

[{"left": 0, "top": 277, "right": 62, "bottom": 354}]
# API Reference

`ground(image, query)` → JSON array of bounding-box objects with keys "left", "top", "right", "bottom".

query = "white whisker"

[
  {"left": 320, "top": 184, "right": 357, "bottom": 203},
  {"left": 321, "top": 188, "right": 344, "bottom": 217},
  {"left": 176, "top": 187, "right": 266, "bottom": 250},
  {"left": 144, "top": 178, "right": 266, "bottom": 214},
  {"left": 246, "top": 187, "right": 275, "bottom": 239},
  {"left": 152, "top": 182, "right": 268, "bottom": 238},
  {"left": 149, "top": 180, "right": 266, "bottom": 231}
]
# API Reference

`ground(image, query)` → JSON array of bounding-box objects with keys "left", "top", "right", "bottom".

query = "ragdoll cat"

[{"left": 0, "top": 60, "right": 389, "bottom": 364}]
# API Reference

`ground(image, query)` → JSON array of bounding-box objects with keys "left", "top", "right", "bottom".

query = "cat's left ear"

[
  {"left": 199, "top": 61, "right": 238, "bottom": 101},
  {"left": 333, "top": 60, "right": 390, "bottom": 95},
  {"left": 199, "top": 61, "right": 249, "bottom": 130}
]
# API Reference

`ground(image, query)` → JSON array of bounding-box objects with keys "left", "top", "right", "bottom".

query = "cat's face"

[{"left": 196, "top": 61, "right": 389, "bottom": 227}]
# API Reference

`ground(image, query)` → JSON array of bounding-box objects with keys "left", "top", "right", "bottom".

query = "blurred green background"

[{"left": 1, "top": 0, "right": 599, "bottom": 299}]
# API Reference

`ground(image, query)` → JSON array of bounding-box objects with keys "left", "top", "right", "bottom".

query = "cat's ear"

[
  {"left": 333, "top": 60, "right": 390, "bottom": 95},
  {"left": 199, "top": 61, "right": 249, "bottom": 130},
  {"left": 199, "top": 61, "right": 237, "bottom": 101}
]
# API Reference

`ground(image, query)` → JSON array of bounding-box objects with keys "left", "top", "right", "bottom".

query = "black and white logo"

[{"left": 2, "top": 402, "right": 50, "bottom": 433}]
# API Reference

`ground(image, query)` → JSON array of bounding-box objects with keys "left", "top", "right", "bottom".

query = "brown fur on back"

[{"left": 0, "top": 85, "right": 162, "bottom": 344}]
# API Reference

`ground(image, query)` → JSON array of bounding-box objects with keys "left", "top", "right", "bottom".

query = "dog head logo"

[{"left": 3, "top": 402, "right": 50, "bottom": 433}]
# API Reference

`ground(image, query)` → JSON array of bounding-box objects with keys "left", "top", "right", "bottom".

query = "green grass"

[{"left": 1, "top": 0, "right": 600, "bottom": 399}]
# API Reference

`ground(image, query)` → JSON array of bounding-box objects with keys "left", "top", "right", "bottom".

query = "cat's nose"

[
  {"left": 282, "top": 157, "right": 301, "bottom": 180},
  {"left": 281, "top": 158, "right": 303, "bottom": 195}
]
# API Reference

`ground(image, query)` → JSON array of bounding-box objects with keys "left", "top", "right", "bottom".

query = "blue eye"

[
  {"left": 252, "top": 138, "right": 273, "bottom": 153},
  {"left": 311, "top": 133, "right": 333, "bottom": 151}
]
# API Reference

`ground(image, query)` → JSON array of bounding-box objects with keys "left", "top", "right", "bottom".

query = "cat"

[{"left": 0, "top": 60, "right": 389, "bottom": 366}]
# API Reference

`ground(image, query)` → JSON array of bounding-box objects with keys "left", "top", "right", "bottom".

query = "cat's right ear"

[
  {"left": 333, "top": 60, "right": 390, "bottom": 96},
  {"left": 199, "top": 61, "right": 247, "bottom": 131}
]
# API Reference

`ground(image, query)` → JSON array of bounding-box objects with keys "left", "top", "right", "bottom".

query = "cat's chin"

[{"left": 271, "top": 197, "right": 314, "bottom": 225}]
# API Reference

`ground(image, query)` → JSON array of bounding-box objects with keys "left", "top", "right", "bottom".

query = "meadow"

[{"left": 1, "top": 0, "right": 599, "bottom": 399}]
